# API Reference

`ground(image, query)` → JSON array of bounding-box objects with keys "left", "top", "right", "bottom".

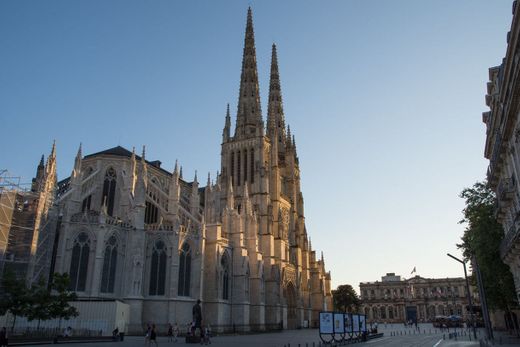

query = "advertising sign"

[
  {"left": 359, "top": 314, "right": 366, "bottom": 333},
  {"left": 344, "top": 313, "right": 352, "bottom": 333},
  {"left": 351, "top": 314, "right": 360, "bottom": 333},
  {"left": 319, "top": 312, "right": 334, "bottom": 334},
  {"left": 333, "top": 313, "right": 345, "bottom": 334}
]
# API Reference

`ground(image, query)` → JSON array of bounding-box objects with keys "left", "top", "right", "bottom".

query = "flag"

[{"left": 410, "top": 266, "right": 416, "bottom": 275}]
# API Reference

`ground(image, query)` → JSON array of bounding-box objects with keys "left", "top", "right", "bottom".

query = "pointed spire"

[
  {"left": 194, "top": 170, "right": 198, "bottom": 183},
  {"left": 174, "top": 159, "right": 179, "bottom": 175},
  {"left": 243, "top": 182, "right": 252, "bottom": 215},
  {"left": 74, "top": 143, "right": 82, "bottom": 168},
  {"left": 39, "top": 155, "right": 44, "bottom": 168},
  {"left": 180, "top": 166, "right": 183, "bottom": 179},
  {"left": 286, "top": 125, "right": 292, "bottom": 148},
  {"left": 141, "top": 145, "right": 146, "bottom": 161},
  {"left": 207, "top": 172, "right": 211, "bottom": 187},
  {"left": 267, "top": 43, "right": 286, "bottom": 142},
  {"left": 50, "top": 140, "right": 56, "bottom": 159},
  {"left": 223, "top": 103, "right": 231, "bottom": 142},
  {"left": 235, "top": 7, "right": 263, "bottom": 138}
]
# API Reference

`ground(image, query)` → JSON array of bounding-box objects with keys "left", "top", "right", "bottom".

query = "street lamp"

[{"left": 447, "top": 253, "right": 477, "bottom": 340}]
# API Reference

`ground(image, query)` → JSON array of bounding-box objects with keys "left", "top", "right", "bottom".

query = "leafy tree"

[
  {"left": 49, "top": 273, "right": 78, "bottom": 328},
  {"left": 459, "top": 181, "right": 517, "bottom": 312},
  {"left": 0, "top": 269, "right": 30, "bottom": 331},
  {"left": 332, "top": 284, "right": 361, "bottom": 313},
  {"left": 26, "top": 277, "right": 52, "bottom": 329}
]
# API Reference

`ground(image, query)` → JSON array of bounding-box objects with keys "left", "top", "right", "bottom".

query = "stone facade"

[
  {"left": 483, "top": 1, "right": 520, "bottom": 302},
  {"left": 360, "top": 273, "right": 479, "bottom": 323},
  {"left": 45, "top": 8, "right": 331, "bottom": 333}
]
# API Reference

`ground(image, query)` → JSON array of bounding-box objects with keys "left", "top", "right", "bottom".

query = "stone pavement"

[{"left": 14, "top": 324, "right": 520, "bottom": 347}]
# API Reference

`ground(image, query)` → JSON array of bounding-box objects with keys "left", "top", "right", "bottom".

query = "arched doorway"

[{"left": 284, "top": 282, "right": 298, "bottom": 329}]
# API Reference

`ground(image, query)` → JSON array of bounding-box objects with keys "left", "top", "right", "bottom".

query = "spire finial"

[
  {"left": 50, "top": 140, "right": 56, "bottom": 158},
  {"left": 141, "top": 145, "right": 146, "bottom": 161},
  {"left": 267, "top": 42, "right": 286, "bottom": 141},
  {"left": 194, "top": 170, "right": 198, "bottom": 183},
  {"left": 174, "top": 159, "right": 179, "bottom": 174},
  {"left": 207, "top": 172, "right": 211, "bottom": 187},
  {"left": 39, "top": 154, "right": 45, "bottom": 167},
  {"left": 235, "top": 6, "right": 263, "bottom": 138},
  {"left": 180, "top": 166, "right": 183, "bottom": 179}
]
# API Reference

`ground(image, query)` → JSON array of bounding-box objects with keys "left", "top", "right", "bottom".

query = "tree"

[
  {"left": 332, "top": 284, "right": 361, "bottom": 313},
  {"left": 0, "top": 269, "right": 30, "bottom": 331},
  {"left": 26, "top": 277, "right": 52, "bottom": 329},
  {"left": 459, "top": 181, "right": 517, "bottom": 312},
  {"left": 49, "top": 273, "right": 79, "bottom": 329}
]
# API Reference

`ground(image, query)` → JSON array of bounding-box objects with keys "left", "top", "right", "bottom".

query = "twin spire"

[{"left": 230, "top": 7, "right": 287, "bottom": 143}]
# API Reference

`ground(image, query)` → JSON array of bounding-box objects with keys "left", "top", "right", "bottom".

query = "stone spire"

[
  {"left": 267, "top": 43, "right": 286, "bottom": 143},
  {"left": 226, "top": 176, "right": 234, "bottom": 209},
  {"left": 71, "top": 143, "right": 82, "bottom": 181},
  {"left": 31, "top": 154, "right": 46, "bottom": 192},
  {"left": 223, "top": 103, "right": 231, "bottom": 142},
  {"left": 235, "top": 7, "right": 263, "bottom": 138}
]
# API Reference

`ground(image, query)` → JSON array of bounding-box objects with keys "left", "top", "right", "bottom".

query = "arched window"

[
  {"left": 250, "top": 149, "right": 254, "bottom": 183},
  {"left": 243, "top": 150, "right": 247, "bottom": 184},
  {"left": 149, "top": 240, "right": 167, "bottom": 296},
  {"left": 101, "top": 168, "right": 117, "bottom": 216},
  {"left": 177, "top": 243, "right": 191, "bottom": 296},
  {"left": 69, "top": 232, "right": 90, "bottom": 292},
  {"left": 145, "top": 201, "right": 158, "bottom": 224},
  {"left": 237, "top": 151, "right": 241, "bottom": 186},
  {"left": 100, "top": 235, "right": 118, "bottom": 293},
  {"left": 230, "top": 152, "right": 234, "bottom": 186},
  {"left": 221, "top": 253, "right": 230, "bottom": 300}
]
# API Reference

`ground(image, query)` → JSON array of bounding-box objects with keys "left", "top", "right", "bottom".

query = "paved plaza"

[{"left": 17, "top": 323, "right": 520, "bottom": 347}]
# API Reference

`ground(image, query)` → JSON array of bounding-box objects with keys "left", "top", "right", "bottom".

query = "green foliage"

[
  {"left": 459, "top": 181, "right": 517, "bottom": 312},
  {"left": 332, "top": 284, "right": 361, "bottom": 313},
  {"left": 26, "top": 277, "right": 52, "bottom": 328},
  {"left": 49, "top": 273, "right": 78, "bottom": 327},
  {"left": 0, "top": 269, "right": 30, "bottom": 330}
]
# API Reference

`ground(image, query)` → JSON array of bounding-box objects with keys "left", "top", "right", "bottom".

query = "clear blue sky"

[{"left": 0, "top": 0, "right": 513, "bottom": 291}]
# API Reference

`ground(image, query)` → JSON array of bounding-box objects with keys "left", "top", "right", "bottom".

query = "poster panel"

[
  {"left": 352, "top": 314, "right": 360, "bottom": 333},
  {"left": 333, "top": 313, "right": 345, "bottom": 334},
  {"left": 344, "top": 313, "right": 352, "bottom": 333},
  {"left": 319, "top": 312, "right": 334, "bottom": 334},
  {"left": 359, "top": 314, "right": 366, "bottom": 332}
]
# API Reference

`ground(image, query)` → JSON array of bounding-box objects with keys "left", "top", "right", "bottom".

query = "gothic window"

[
  {"left": 100, "top": 235, "right": 118, "bottom": 293},
  {"left": 243, "top": 150, "right": 247, "bottom": 184},
  {"left": 230, "top": 152, "right": 234, "bottom": 186},
  {"left": 250, "top": 149, "right": 254, "bottom": 183},
  {"left": 101, "top": 168, "right": 117, "bottom": 216},
  {"left": 237, "top": 151, "right": 241, "bottom": 186},
  {"left": 221, "top": 253, "right": 230, "bottom": 300},
  {"left": 82, "top": 195, "right": 91, "bottom": 212},
  {"left": 178, "top": 243, "right": 191, "bottom": 297},
  {"left": 149, "top": 240, "right": 167, "bottom": 296},
  {"left": 145, "top": 201, "right": 158, "bottom": 224},
  {"left": 69, "top": 232, "right": 90, "bottom": 292}
]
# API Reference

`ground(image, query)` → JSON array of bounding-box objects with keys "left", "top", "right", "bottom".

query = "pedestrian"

[
  {"left": 150, "top": 324, "right": 158, "bottom": 347},
  {"left": 167, "top": 323, "right": 173, "bottom": 342},
  {"left": 173, "top": 323, "right": 179, "bottom": 342},
  {"left": 0, "top": 327, "right": 7, "bottom": 347},
  {"left": 192, "top": 299, "right": 203, "bottom": 339},
  {"left": 144, "top": 324, "right": 151, "bottom": 347},
  {"left": 203, "top": 324, "right": 211, "bottom": 345}
]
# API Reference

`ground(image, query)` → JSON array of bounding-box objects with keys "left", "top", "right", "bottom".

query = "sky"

[{"left": 0, "top": 0, "right": 514, "bottom": 291}]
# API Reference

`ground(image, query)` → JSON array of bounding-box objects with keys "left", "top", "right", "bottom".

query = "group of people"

[{"left": 144, "top": 299, "right": 211, "bottom": 345}]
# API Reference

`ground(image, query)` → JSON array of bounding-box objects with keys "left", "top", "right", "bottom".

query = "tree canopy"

[
  {"left": 459, "top": 181, "right": 517, "bottom": 312},
  {"left": 332, "top": 284, "right": 361, "bottom": 313}
]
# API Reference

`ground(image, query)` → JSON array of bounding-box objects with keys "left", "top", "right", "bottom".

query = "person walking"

[
  {"left": 192, "top": 299, "right": 203, "bottom": 339},
  {"left": 167, "top": 323, "right": 173, "bottom": 342},
  {"left": 173, "top": 323, "right": 179, "bottom": 342},
  {"left": 150, "top": 324, "right": 158, "bottom": 347},
  {"left": 144, "top": 324, "right": 151, "bottom": 347},
  {"left": 0, "top": 327, "right": 7, "bottom": 347}
]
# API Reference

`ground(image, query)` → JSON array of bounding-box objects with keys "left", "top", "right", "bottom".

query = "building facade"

[
  {"left": 483, "top": 1, "right": 520, "bottom": 302},
  {"left": 8, "top": 8, "right": 332, "bottom": 333},
  {"left": 360, "top": 273, "right": 479, "bottom": 323}
]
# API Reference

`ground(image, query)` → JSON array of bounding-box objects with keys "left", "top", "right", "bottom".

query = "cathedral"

[{"left": 26, "top": 8, "right": 332, "bottom": 333}]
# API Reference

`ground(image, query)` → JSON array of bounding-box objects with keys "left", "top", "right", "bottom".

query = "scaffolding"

[{"left": 0, "top": 169, "right": 56, "bottom": 285}]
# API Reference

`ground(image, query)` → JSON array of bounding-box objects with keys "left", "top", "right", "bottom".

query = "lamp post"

[{"left": 447, "top": 253, "right": 477, "bottom": 340}]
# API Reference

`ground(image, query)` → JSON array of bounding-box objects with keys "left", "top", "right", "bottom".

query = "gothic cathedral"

[{"left": 41, "top": 8, "right": 332, "bottom": 333}]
